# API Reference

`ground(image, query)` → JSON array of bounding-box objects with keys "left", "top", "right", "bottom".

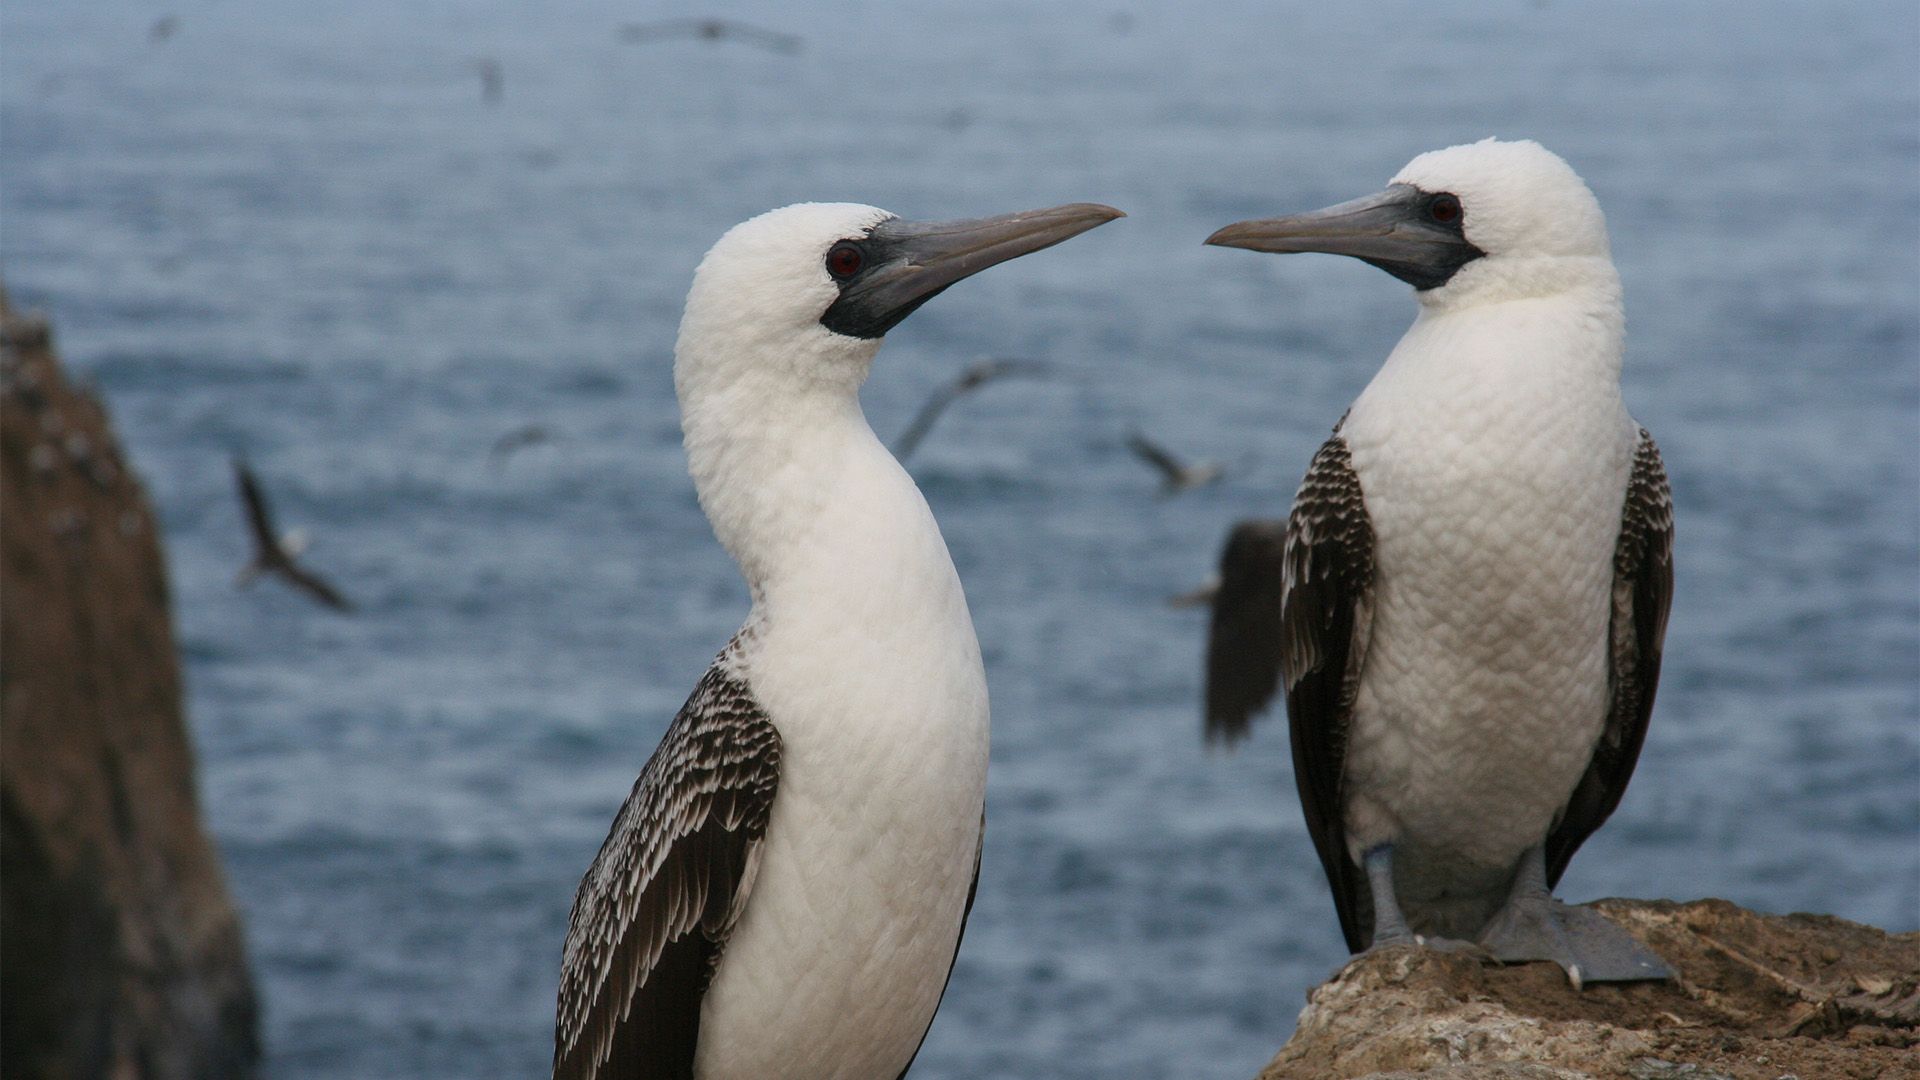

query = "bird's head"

[
  {"left": 675, "top": 201, "right": 1122, "bottom": 401},
  {"left": 1207, "top": 139, "right": 1612, "bottom": 307}
]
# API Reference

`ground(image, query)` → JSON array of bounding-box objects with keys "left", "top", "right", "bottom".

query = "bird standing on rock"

[
  {"left": 552, "top": 201, "right": 1123, "bottom": 1079},
  {"left": 1203, "top": 138, "right": 1673, "bottom": 987}
]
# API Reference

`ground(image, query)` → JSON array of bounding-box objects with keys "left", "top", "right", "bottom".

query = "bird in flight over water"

[
  {"left": 892, "top": 356, "right": 1049, "bottom": 462},
  {"left": 1125, "top": 431, "right": 1225, "bottom": 495},
  {"left": 232, "top": 456, "right": 353, "bottom": 613},
  {"left": 616, "top": 18, "right": 803, "bottom": 55}
]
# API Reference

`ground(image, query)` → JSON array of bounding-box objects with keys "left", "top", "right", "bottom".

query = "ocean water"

[{"left": 3, "top": 2, "right": 1916, "bottom": 1077}]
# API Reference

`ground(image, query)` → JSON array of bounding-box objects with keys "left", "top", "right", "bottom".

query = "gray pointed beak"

[
  {"left": 822, "top": 203, "right": 1125, "bottom": 338},
  {"left": 1205, "top": 185, "right": 1483, "bottom": 291}
]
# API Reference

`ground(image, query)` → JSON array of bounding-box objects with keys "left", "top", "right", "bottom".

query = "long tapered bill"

[
  {"left": 821, "top": 203, "right": 1124, "bottom": 338},
  {"left": 1205, "top": 185, "right": 1482, "bottom": 290}
]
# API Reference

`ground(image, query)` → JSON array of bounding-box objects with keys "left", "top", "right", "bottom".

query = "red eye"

[
  {"left": 826, "top": 242, "right": 864, "bottom": 279},
  {"left": 1429, "top": 193, "right": 1462, "bottom": 224}
]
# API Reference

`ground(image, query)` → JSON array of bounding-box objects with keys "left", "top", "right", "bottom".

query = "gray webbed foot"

[{"left": 1478, "top": 846, "right": 1671, "bottom": 987}]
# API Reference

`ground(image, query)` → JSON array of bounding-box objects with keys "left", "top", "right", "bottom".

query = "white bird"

[
  {"left": 553, "top": 201, "right": 1122, "bottom": 1079},
  {"left": 1202, "top": 139, "right": 1673, "bottom": 986}
]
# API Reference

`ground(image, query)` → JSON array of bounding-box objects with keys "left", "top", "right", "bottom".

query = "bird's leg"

[
  {"left": 1476, "top": 844, "right": 1671, "bottom": 987},
  {"left": 1362, "top": 844, "right": 1417, "bottom": 947},
  {"left": 1361, "top": 844, "right": 1484, "bottom": 956}
]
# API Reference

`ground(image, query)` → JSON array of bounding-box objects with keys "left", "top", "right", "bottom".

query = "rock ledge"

[{"left": 1260, "top": 898, "right": 1918, "bottom": 1080}]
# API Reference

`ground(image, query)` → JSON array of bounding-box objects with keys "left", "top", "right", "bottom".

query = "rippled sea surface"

[{"left": 4, "top": 2, "right": 1917, "bottom": 1077}]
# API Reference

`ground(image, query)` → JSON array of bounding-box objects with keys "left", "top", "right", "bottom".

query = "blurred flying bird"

[
  {"left": 617, "top": 17, "right": 803, "bottom": 54},
  {"left": 489, "top": 423, "right": 554, "bottom": 468},
  {"left": 149, "top": 15, "right": 180, "bottom": 43},
  {"left": 1126, "top": 432, "right": 1225, "bottom": 494},
  {"left": 1201, "top": 138, "right": 1672, "bottom": 986},
  {"left": 1193, "top": 519, "right": 1287, "bottom": 705},
  {"left": 232, "top": 457, "right": 353, "bottom": 612},
  {"left": 471, "top": 57, "right": 504, "bottom": 105},
  {"left": 893, "top": 357, "right": 1049, "bottom": 462}
]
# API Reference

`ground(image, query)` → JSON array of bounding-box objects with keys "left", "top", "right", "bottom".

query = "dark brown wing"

[
  {"left": 1547, "top": 429, "right": 1673, "bottom": 886},
  {"left": 278, "top": 561, "right": 354, "bottom": 612},
  {"left": 1203, "top": 520, "right": 1289, "bottom": 744},
  {"left": 1277, "top": 436, "right": 1375, "bottom": 953},
  {"left": 232, "top": 456, "right": 279, "bottom": 557},
  {"left": 1127, "top": 434, "right": 1189, "bottom": 486},
  {"left": 890, "top": 815, "right": 983, "bottom": 1080},
  {"left": 553, "top": 647, "right": 781, "bottom": 1080}
]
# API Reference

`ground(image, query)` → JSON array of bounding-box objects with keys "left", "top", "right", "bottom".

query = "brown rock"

[
  {"left": 1259, "top": 899, "right": 1919, "bottom": 1080},
  {"left": 1, "top": 286, "right": 260, "bottom": 1079}
]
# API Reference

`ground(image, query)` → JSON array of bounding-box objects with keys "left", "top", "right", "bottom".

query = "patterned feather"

[{"left": 554, "top": 641, "right": 781, "bottom": 1080}]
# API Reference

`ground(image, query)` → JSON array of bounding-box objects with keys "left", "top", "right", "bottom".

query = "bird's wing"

[
  {"left": 616, "top": 18, "right": 699, "bottom": 41},
  {"left": 1203, "top": 520, "right": 1289, "bottom": 742},
  {"left": 1126, "top": 434, "right": 1188, "bottom": 484},
  {"left": 1546, "top": 428, "right": 1672, "bottom": 886},
  {"left": 960, "top": 356, "right": 1046, "bottom": 388},
  {"left": 278, "top": 561, "right": 354, "bottom": 613},
  {"left": 722, "top": 20, "right": 804, "bottom": 53},
  {"left": 890, "top": 813, "right": 983, "bottom": 1080},
  {"left": 554, "top": 648, "right": 782, "bottom": 1080},
  {"left": 893, "top": 384, "right": 963, "bottom": 461},
  {"left": 232, "top": 457, "right": 280, "bottom": 556},
  {"left": 1278, "top": 435, "right": 1376, "bottom": 953}
]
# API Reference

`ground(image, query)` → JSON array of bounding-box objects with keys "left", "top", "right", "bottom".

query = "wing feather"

[
  {"left": 232, "top": 457, "right": 279, "bottom": 554},
  {"left": 553, "top": 645, "right": 781, "bottom": 1080},
  {"left": 1202, "top": 520, "right": 1290, "bottom": 744},
  {"left": 1278, "top": 435, "right": 1375, "bottom": 954}
]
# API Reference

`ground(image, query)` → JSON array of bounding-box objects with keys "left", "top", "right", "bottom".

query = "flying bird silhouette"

[
  {"left": 616, "top": 18, "right": 803, "bottom": 54},
  {"left": 1126, "top": 432, "right": 1225, "bottom": 494},
  {"left": 489, "top": 423, "right": 554, "bottom": 468},
  {"left": 893, "top": 357, "right": 1049, "bottom": 461},
  {"left": 232, "top": 457, "right": 353, "bottom": 612},
  {"left": 470, "top": 57, "right": 504, "bottom": 105}
]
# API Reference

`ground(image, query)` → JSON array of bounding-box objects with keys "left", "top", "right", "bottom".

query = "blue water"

[{"left": 5, "top": 2, "right": 1917, "bottom": 1077}]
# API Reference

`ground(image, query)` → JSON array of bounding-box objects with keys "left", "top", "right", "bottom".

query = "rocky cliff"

[
  {"left": 1260, "top": 898, "right": 1918, "bottom": 1080},
  {"left": 1, "top": 289, "right": 260, "bottom": 1080}
]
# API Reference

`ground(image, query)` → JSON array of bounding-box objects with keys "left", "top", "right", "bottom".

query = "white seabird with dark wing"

[
  {"left": 553, "top": 201, "right": 1123, "bottom": 1079},
  {"left": 1202, "top": 139, "right": 1673, "bottom": 986},
  {"left": 1125, "top": 431, "right": 1225, "bottom": 494},
  {"left": 232, "top": 456, "right": 352, "bottom": 612}
]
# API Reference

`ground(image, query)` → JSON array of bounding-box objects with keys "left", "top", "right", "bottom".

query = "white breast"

[
  {"left": 1336, "top": 297, "right": 1636, "bottom": 898},
  {"left": 695, "top": 436, "right": 990, "bottom": 1080}
]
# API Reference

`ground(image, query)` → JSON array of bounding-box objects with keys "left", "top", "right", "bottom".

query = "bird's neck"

[
  {"left": 1350, "top": 269, "right": 1627, "bottom": 436},
  {"left": 1420, "top": 253, "right": 1622, "bottom": 321},
  {"left": 679, "top": 359, "right": 885, "bottom": 601}
]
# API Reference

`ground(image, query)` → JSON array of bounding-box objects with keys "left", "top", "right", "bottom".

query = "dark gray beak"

[
  {"left": 821, "top": 203, "right": 1125, "bottom": 339},
  {"left": 1205, "top": 184, "right": 1483, "bottom": 291}
]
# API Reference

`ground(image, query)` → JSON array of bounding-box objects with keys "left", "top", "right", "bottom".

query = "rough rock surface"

[
  {"left": 1, "top": 288, "right": 260, "bottom": 1079},
  {"left": 1259, "top": 898, "right": 1918, "bottom": 1080}
]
